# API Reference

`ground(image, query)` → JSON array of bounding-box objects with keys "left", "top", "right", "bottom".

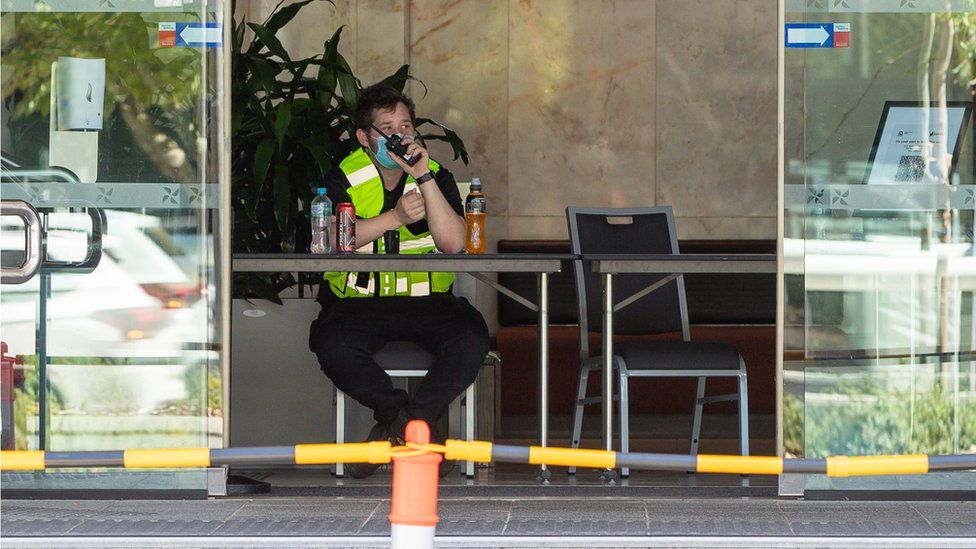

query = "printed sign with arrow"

[
  {"left": 785, "top": 23, "right": 850, "bottom": 49},
  {"left": 175, "top": 22, "right": 222, "bottom": 48}
]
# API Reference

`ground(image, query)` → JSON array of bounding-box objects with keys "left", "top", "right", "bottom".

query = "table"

[
  {"left": 585, "top": 254, "right": 777, "bottom": 474},
  {"left": 233, "top": 253, "right": 575, "bottom": 478}
]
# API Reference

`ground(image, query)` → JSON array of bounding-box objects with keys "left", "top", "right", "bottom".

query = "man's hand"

[
  {"left": 395, "top": 189, "right": 426, "bottom": 226},
  {"left": 391, "top": 135, "right": 431, "bottom": 180}
]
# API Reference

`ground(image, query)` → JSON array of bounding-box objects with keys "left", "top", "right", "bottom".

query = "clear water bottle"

[{"left": 310, "top": 187, "right": 334, "bottom": 254}]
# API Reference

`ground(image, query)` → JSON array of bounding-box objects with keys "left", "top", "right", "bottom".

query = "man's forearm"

[
  {"left": 420, "top": 181, "right": 465, "bottom": 252},
  {"left": 354, "top": 210, "right": 401, "bottom": 248}
]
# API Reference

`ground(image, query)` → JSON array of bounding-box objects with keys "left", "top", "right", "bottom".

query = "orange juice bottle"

[{"left": 464, "top": 178, "right": 486, "bottom": 254}]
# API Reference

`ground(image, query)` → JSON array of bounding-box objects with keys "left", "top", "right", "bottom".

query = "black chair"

[{"left": 566, "top": 206, "right": 749, "bottom": 477}]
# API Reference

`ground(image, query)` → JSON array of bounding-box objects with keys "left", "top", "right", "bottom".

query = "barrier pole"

[{"left": 389, "top": 420, "right": 440, "bottom": 549}]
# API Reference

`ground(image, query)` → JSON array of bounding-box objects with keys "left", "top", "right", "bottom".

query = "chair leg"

[
  {"left": 568, "top": 365, "right": 591, "bottom": 475},
  {"left": 618, "top": 369, "right": 630, "bottom": 478},
  {"left": 690, "top": 376, "right": 705, "bottom": 457},
  {"left": 464, "top": 383, "right": 476, "bottom": 478},
  {"left": 459, "top": 388, "right": 465, "bottom": 440},
  {"left": 449, "top": 387, "right": 462, "bottom": 440},
  {"left": 738, "top": 363, "right": 750, "bottom": 457},
  {"left": 333, "top": 386, "right": 345, "bottom": 478}
]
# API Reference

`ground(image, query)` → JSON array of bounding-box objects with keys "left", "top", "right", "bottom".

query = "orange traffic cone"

[{"left": 389, "top": 419, "right": 440, "bottom": 549}]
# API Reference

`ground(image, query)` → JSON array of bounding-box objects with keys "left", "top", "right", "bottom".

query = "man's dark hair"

[{"left": 353, "top": 84, "right": 416, "bottom": 133}]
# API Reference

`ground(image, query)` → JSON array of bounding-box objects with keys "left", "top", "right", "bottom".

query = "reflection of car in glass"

[
  {"left": 1, "top": 210, "right": 204, "bottom": 358},
  {"left": 50, "top": 210, "right": 203, "bottom": 310}
]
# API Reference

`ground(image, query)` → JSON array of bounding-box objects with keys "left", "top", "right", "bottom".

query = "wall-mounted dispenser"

[
  {"left": 49, "top": 56, "right": 105, "bottom": 182},
  {"left": 55, "top": 57, "right": 105, "bottom": 130}
]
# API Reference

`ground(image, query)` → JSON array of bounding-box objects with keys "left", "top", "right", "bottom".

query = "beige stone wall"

[{"left": 242, "top": 0, "right": 778, "bottom": 241}]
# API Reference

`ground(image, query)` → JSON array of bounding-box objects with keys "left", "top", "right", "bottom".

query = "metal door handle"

[
  {"left": 41, "top": 207, "right": 105, "bottom": 274},
  {"left": 0, "top": 167, "right": 104, "bottom": 274},
  {"left": 1, "top": 200, "right": 43, "bottom": 284}
]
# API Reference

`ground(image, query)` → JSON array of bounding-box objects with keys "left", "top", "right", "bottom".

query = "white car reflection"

[{"left": 1, "top": 210, "right": 206, "bottom": 358}]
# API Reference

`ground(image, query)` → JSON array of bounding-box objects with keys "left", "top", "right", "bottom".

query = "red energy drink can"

[{"left": 336, "top": 202, "right": 356, "bottom": 252}]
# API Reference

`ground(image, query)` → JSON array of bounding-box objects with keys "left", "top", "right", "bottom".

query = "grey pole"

[
  {"left": 601, "top": 272, "right": 617, "bottom": 482},
  {"left": 537, "top": 272, "right": 550, "bottom": 480},
  {"left": 602, "top": 273, "right": 613, "bottom": 453}
]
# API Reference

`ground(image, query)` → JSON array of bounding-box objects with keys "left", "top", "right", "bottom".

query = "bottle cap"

[
  {"left": 316, "top": 187, "right": 326, "bottom": 195},
  {"left": 470, "top": 178, "right": 481, "bottom": 191}
]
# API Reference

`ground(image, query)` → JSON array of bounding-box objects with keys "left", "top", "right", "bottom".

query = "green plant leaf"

[
  {"left": 231, "top": 110, "right": 243, "bottom": 136},
  {"left": 313, "top": 26, "right": 345, "bottom": 105},
  {"left": 253, "top": 138, "right": 275, "bottom": 190},
  {"left": 274, "top": 102, "right": 292, "bottom": 146},
  {"left": 377, "top": 65, "right": 429, "bottom": 97},
  {"left": 335, "top": 53, "right": 359, "bottom": 109},
  {"left": 249, "top": 56, "right": 281, "bottom": 95},
  {"left": 264, "top": 0, "right": 323, "bottom": 34},
  {"left": 377, "top": 64, "right": 411, "bottom": 93},
  {"left": 316, "top": 66, "right": 338, "bottom": 104},
  {"left": 416, "top": 117, "right": 469, "bottom": 165},
  {"left": 300, "top": 135, "right": 333, "bottom": 176},
  {"left": 322, "top": 26, "right": 343, "bottom": 64},
  {"left": 287, "top": 57, "right": 317, "bottom": 82},
  {"left": 291, "top": 97, "right": 313, "bottom": 115},
  {"left": 247, "top": 96, "right": 274, "bottom": 133},
  {"left": 272, "top": 161, "right": 292, "bottom": 240},
  {"left": 247, "top": 22, "right": 291, "bottom": 62},
  {"left": 233, "top": 15, "right": 246, "bottom": 55}
]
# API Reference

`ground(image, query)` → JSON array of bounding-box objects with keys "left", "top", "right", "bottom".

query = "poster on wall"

[{"left": 863, "top": 101, "right": 972, "bottom": 185}]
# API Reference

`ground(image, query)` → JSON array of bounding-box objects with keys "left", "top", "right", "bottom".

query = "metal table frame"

[
  {"left": 233, "top": 253, "right": 575, "bottom": 479},
  {"left": 585, "top": 253, "right": 777, "bottom": 479}
]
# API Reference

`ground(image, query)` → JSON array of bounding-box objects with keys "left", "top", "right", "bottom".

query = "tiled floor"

[
  {"left": 2, "top": 495, "right": 976, "bottom": 542},
  {"left": 2, "top": 468, "right": 975, "bottom": 547}
]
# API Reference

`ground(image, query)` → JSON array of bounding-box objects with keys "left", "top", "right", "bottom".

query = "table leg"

[
  {"left": 601, "top": 272, "right": 617, "bottom": 483},
  {"left": 334, "top": 387, "right": 345, "bottom": 477},
  {"left": 537, "top": 272, "right": 550, "bottom": 481}
]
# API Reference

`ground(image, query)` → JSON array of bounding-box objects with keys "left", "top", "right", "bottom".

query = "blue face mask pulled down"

[{"left": 372, "top": 136, "right": 401, "bottom": 170}]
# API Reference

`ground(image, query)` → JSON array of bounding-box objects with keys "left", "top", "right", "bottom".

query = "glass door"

[
  {"left": 1, "top": 0, "right": 227, "bottom": 494},
  {"left": 783, "top": 0, "right": 976, "bottom": 494}
]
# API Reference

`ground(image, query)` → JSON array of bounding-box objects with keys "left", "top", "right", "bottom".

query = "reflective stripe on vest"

[{"left": 323, "top": 148, "right": 455, "bottom": 298}]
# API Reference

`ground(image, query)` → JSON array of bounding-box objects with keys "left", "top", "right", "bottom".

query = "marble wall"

[{"left": 243, "top": 0, "right": 778, "bottom": 240}]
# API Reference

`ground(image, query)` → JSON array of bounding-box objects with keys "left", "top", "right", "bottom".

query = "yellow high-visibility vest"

[{"left": 323, "top": 148, "right": 455, "bottom": 298}]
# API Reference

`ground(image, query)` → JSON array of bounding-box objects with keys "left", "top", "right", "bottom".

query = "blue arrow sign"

[
  {"left": 175, "top": 22, "right": 222, "bottom": 48},
  {"left": 785, "top": 23, "right": 834, "bottom": 48}
]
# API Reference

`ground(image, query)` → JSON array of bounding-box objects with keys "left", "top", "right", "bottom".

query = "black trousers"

[{"left": 308, "top": 293, "right": 489, "bottom": 426}]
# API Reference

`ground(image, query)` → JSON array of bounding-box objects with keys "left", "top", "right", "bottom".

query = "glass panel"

[
  {"left": 1, "top": 0, "right": 225, "bottom": 493},
  {"left": 783, "top": 0, "right": 976, "bottom": 492}
]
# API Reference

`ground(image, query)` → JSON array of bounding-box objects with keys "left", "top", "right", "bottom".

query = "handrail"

[
  {"left": 40, "top": 207, "right": 105, "bottom": 274},
  {"left": 0, "top": 200, "right": 43, "bottom": 284},
  {"left": 0, "top": 167, "right": 81, "bottom": 184},
  {"left": 0, "top": 167, "right": 104, "bottom": 274}
]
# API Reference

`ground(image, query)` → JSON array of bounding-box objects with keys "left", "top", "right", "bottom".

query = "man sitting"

[{"left": 308, "top": 84, "right": 489, "bottom": 478}]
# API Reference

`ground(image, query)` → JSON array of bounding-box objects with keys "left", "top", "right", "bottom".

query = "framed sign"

[{"left": 863, "top": 101, "right": 972, "bottom": 185}]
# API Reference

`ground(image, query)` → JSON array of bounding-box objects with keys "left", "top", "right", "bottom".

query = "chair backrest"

[{"left": 566, "top": 206, "right": 690, "bottom": 359}]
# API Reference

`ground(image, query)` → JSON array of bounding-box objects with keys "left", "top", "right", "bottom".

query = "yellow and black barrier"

[
  {"left": 444, "top": 441, "right": 976, "bottom": 477},
  {"left": 2, "top": 440, "right": 975, "bottom": 477},
  {"left": 0, "top": 441, "right": 393, "bottom": 472}
]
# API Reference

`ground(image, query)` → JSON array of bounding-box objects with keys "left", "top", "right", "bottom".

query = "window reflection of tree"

[{"left": 0, "top": 11, "right": 209, "bottom": 184}]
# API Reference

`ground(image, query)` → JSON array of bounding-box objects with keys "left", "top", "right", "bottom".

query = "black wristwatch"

[{"left": 415, "top": 171, "right": 434, "bottom": 184}]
